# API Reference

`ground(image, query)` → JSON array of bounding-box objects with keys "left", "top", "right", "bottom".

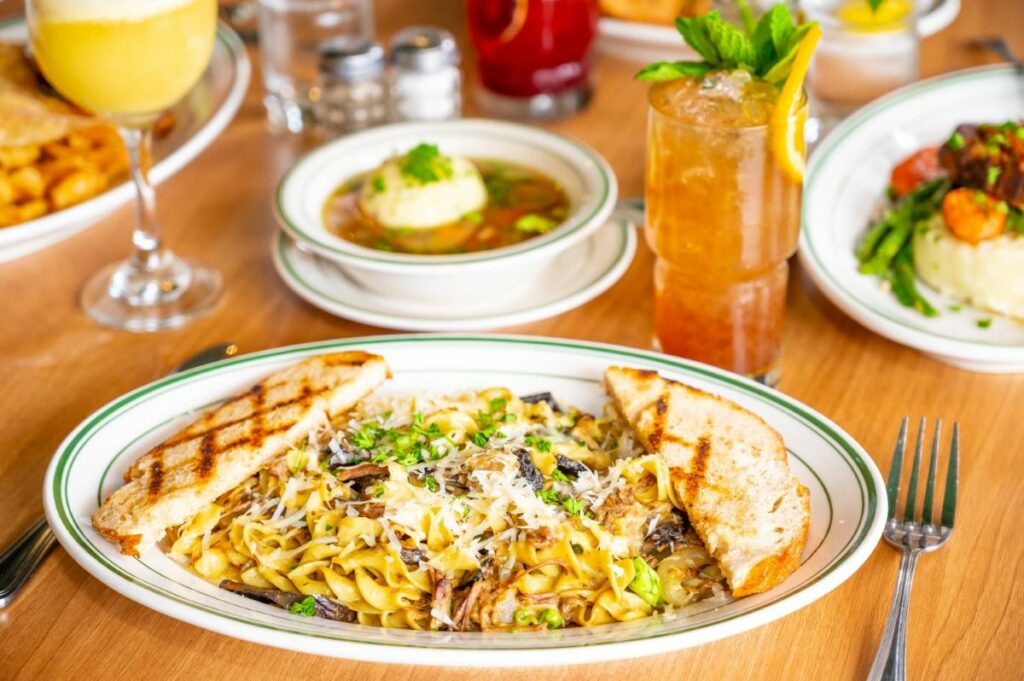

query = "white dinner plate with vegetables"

[
  {"left": 0, "top": 18, "right": 250, "bottom": 262},
  {"left": 45, "top": 335, "right": 884, "bottom": 666},
  {"left": 800, "top": 65, "right": 1024, "bottom": 372},
  {"left": 272, "top": 221, "right": 636, "bottom": 331}
]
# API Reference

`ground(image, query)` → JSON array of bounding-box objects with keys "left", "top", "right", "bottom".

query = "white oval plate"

[
  {"left": 0, "top": 18, "right": 250, "bottom": 262},
  {"left": 44, "top": 335, "right": 884, "bottom": 667},
  {"left": 272, "top": 221, "right": 637, "bottom": 331},
  {"left": 799, "top": 66, "right": 1024, "bottom": 372},
  {"left": 597, "top": 0, "right": 960, "bottom": 63}
]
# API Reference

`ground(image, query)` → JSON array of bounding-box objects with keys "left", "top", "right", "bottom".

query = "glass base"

[
  {"left": 264, "top": 93, "right": 310, "bottom": 134},
  {"left": 652, "top": 337, "right": 782, "bottom": 388},
  {"left": 474, "top": 83, "right": 591, "bottom": 121},
  {"left": 81, "top": 257, "right": 221, "bottom": 332}
]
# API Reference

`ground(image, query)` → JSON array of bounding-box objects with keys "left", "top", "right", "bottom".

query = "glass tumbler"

[
  {"left": 801, "top": 0, "right": 919, "bottom": 141},
  {"left": 645, "top": 74, "right": 806, "bottom": 386},
  {"left": 257, "top": 0, "right": 374, "bottom": 133}
]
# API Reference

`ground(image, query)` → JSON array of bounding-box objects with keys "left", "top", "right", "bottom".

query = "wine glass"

[{"left": 27, "top": 0, "right": 221, "bottom": 331}]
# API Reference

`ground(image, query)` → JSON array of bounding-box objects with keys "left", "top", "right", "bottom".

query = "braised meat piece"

[{"left": 939, "top": 122, "right": 1024, "bottom": 207}]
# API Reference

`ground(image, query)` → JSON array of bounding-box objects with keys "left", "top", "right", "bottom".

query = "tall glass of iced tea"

[{"left": 645, "top": 71, "right": 806, "bottom": 386}]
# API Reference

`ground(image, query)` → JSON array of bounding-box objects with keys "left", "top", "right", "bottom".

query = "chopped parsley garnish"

[
  {"left": 636, "top": 5, "right": 816, "bottom": 85},
  {"left": 987, "top": 166, "right": 1002, "bottom": 186},
  {"left": 324, "top": 524, "right": 334, "bottom": 532},
  {"left": 525, "top": 436, "right": 552, "bottom": 452},
  {"left": 400, "top": 143, "right": 452, "bottom": 184},
  {"left": 371, "top": 175, "right": 386, "bottom": 193},
  {"left": 977, "top": 318, "right": 993, "bottom": 329},
  {"left": 289, "top": 596, "right": 316, "bottom": 616},
  {"left": 489, "top": 397, "right": 508, "bottom": 414},
  {"left": 538, "top": 608, "right": 563, "bottom": 629},
  {"left": 536, "top": 488, "right": 561, "bottom": 504},
  {"left": 514, "top": 608, "right": 536, "bottom": 626},
  {"left": 424, "top": 476, "right": 440, "bottom": 492},
  {"left": 947, "top": 304, "right": 963, "bottom": 312},
  {"left": 1008, "top": 207, "right": 1024, "bottom": 233},
  {"left": 463, "top": 211, "right": 483, "bottom": 225},
  {"left": 561, "top": 497, "right": 584, "bottom": 516},
  {"left": 373, "top": 483, "right": 385, "bottom": 498},
  {"left": 947, "top": 131, "right": 965, "bottom": 150},
  {"left": 551, "top": 469, "right": 572, "bottom": 482},
  {"left": 354, "top": 413, "right": 449, "bottom": 467},
  {"left": 513, "top": 214, "right": 558, "bottom": 234}
]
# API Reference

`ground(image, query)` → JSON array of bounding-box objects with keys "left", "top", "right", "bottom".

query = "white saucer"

[{"left": 272, "top": 220, "right": 637, "bottom": 331}]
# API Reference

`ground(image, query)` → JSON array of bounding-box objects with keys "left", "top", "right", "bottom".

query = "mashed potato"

[
  {"left": 913, "top": 214, "right": 1024, "bottom": 319},
  {"left": 359, "top": 145, "right": 486, "bottom": 230}
]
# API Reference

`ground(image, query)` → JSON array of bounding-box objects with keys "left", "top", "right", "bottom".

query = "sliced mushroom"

[
  {"left": 514, "top": 447, "right": 543, "bottom": 491},
  {"left": 555, "top": 454, "right": 588, "bottom": 478},
  {"left": 519, "top": 391, "right": 561, "bottom": 413},
  {"left": 334, "top": 462, "right": 388, "bottom": 482},
  {"left": 219, "top": 581, "right": 357, "bottom": 622}
]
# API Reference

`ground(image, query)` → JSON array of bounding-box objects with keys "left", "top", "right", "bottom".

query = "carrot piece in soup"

[{"left": 942, "top": 188, "right": 1007, "bottom": 244}]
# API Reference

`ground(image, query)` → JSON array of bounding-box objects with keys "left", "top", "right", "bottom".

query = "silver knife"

[{"left": 0, "top": 342, "right": 239, "bottom": 609}]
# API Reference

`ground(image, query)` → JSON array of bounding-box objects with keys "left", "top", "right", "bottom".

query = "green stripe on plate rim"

[
  {"left": 52, "top": 335, "right": 876, "bottom": 650},
  {"left": 801, "top": 65, "right": 1018, "bottom": 346},
  {"left": 274, "top": 131, "right": 612, "bottom": 266},
  {"left": 275, "top": 224, "right": 630, "bottom": 316}
]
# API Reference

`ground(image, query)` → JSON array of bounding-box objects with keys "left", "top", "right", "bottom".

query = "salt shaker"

[
  {"left": 312, "top": 38, "right": 388, "bottom": 139},
  {"left": 388, "top": 26, "right": 462, "bottom": 122}
]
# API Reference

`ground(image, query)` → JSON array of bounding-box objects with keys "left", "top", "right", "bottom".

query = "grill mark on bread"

[
  {"left": 655, "top": 395, "right": 668, "bottom": 416},
  {"left": 145, "top": 385, "right": 331, "bottom": 460},
  {"left": 685, "top": 436, "right": 711, "bottom": 499},
  {"left": 148, "top": 458, "right": 164, "bottom": 497},
  {"left": 197, "top": 434, "right": 216, "bottom": 479}
]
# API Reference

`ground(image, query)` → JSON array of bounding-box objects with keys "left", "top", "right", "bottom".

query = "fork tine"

[
  {"left": 941, "top": 422, "right": 959, "bottom": 528},
  {"left": 921, "top": 419, "right": 941, "bottom": 525},
  {"left": 903, "top": 417, "right": 925, "bottom": 523},
  {"left": 886, "top": 417, "right": 908, "bottom": 519}
]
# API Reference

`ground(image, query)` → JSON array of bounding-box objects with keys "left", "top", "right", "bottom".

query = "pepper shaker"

[
  {"left": 388, "top": 26, "right": 462, "bottom": 122},
  {"left": 312, "top": 38, "right": 388, "bottom": 139}
]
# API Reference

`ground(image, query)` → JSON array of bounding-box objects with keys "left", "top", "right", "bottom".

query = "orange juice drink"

[
  {"left": 646, "top": 72, "right": 805, "bottom": 384},
  {"left": 28, "top": 0, "right": 217, "bottom": 122}
]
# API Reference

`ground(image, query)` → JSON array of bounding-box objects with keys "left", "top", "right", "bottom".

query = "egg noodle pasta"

[{"left": 167, "top": 388, "right": 729, "bottom": 631}]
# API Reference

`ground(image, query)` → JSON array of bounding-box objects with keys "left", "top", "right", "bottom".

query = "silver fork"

[{"left": 867, "top": 417, "right": 959, "bottom": 681}]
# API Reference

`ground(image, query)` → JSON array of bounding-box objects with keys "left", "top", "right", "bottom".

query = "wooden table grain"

[{"left": 2, "top": 1, "right": 1023, "bottom": 679}]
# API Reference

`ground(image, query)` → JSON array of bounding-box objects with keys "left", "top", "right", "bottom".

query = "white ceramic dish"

[
  {"left": 0, "top": 18, "right": 250, "bottom": 262},
  {"left": 272, "top": 219, "right": 637, "bottom": 331},
  {"left": 274, "top": 120, "right": 617, "bottom": 303},
  {"left": 800, "top": 65, "right": 1024, "bottom": 373},
  {"left": 597, "top": 0, "right": 960, "bottom": 63},
  {"left": 45, "top": 334, "right": 885, "bottom": 667}
]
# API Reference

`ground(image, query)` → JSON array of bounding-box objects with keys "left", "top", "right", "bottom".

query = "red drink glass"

[{"left": 467, "top": 0, "right": 598, "bottom": 119}]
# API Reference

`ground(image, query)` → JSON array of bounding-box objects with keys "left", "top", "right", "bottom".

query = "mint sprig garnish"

[{"left": 636, "top": 4, "right": 816, "bottom": 85}]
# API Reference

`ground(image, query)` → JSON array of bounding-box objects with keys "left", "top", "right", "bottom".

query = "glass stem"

[{"left": 119, "top": 126, "right": 169, "bottom": 271}]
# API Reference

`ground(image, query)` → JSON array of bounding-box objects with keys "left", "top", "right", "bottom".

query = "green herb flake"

[
  {"left": 536, "top": 488, "right": 562, "bottom": 505},
  {"left": 947, "top": 131, "right": 965, "bottom": 150},
  {"left": 371, "top": 175, "right": 386, "bottom": 193},
  {"left": 425, "top": 476, "right": 440, "bottom": 492},
  {"left": 289, "top": 596, "right": 316, "bottom": 617},
  {"left": 551, "top": 469, "right": 572, "bottom": 482},
  {"left": 561, "top": 497, "right": 584, "bottom": 516},
  {"left": 325, "top": 524, "right": 334, "bottom": 532},
  {"left": 489, "top": 397, "right": 508, "bottom": 414},
  {"left": 627, "top": 556, "right": 663, "bottom": 607},
  {"left": 463, "top": 211, "right": 483, "bottom": 225},
  {"left": 525, "top": 435, "right": 552, "bottom": 452},
  {"left": 977, "top": 318, "right": 993, "bottom": 329},
  {"left": 373, "top": 483, "right": 386, "bottom": 498},
  {"left": 513, "top": 213, "right": 558, "bottom": 234},
  {"left": 947, "top": 304, "right": 963, "bottom": 312},
  {"left": 987, "top": 166, "right": 1002, "bottom": 186}
]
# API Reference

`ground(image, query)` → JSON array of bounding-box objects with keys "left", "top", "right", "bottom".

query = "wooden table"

[{"left": 2, "top": 1, "right": 1022, "bottom": 679}]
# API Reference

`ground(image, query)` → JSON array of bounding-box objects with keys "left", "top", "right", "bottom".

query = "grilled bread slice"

[
  {"left": 93, "top": 351, "right": 390, "bottom": 556},
  {"left": 605, "top": 366, "right": 809, "bottom": 597}
]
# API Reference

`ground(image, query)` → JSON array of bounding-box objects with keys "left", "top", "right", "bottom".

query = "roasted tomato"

[
  {"left": 942, "top": 188, "right": 1007, "bottom": 244},
  {"left": 890, "top": 147, "right": 943, "bottom": 197}
]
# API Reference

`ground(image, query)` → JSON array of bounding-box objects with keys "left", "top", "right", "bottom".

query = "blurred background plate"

[
  {"left": 0, "top": 18, "right": 250, "bottom": 262},
  {"left": 800, "top": 65, "right": 1024, "bottom": 372},
  {"left": 597, "top": 0, "right": 960, "bottom": 63},
  {"left": 272, "top": 220, "right": 638, "bottom": 331}
]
